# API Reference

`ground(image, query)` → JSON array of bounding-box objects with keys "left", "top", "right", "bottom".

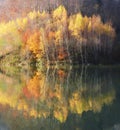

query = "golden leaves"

[
  {"left": 52, "top": 5, "right": 67, "bottom": 21},
  {"left": 26, "top": 30, "right": 45, "bottom": 58},
  {"left": 0, "top": 5, "right": 115, "bottom": 62}
]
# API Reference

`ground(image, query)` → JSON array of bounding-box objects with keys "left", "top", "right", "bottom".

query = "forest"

[
  {"left": 0, "top": 0, "right": 120, "bottom": 67},
  {"left": 0, "top": 1, "right": 120, "bottom": 130}
]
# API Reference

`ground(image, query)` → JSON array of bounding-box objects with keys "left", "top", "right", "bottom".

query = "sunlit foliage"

[
  {"left": 0, "top": 5, "right": 115, "bottom": 63},
  {"left": 26, "top": 30, "right": 45, "bottom": 58}
]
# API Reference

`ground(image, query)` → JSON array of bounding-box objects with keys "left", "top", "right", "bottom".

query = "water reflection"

[{"left": 0, "top": 66, "right": 120, "bottom": 130}]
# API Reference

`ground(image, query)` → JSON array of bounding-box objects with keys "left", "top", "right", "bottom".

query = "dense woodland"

[
  {"left": 0, "top": 1, "right": 120, "bottom": 129},
  {"left": 0, "top": 0, "right": 120, "bottom": 66}
]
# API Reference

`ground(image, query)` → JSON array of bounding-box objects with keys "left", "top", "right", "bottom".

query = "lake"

[{"left": 0, "top": 65, "right": 120, "bottom": 130}]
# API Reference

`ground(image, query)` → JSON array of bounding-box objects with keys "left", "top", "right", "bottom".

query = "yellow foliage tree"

[
  {"left": 26, "top": 30, "right": 44, "bottom": 58},
  {"left": 52, "top": 5, "right": 67, "bottom": 23}
]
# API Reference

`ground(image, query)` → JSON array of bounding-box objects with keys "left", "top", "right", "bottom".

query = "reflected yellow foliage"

[
  {"left": 0, "top": 69, "right": 116, "bottom": 123},
  {"left": 17, "top": 99, "right": 28, "bottom": 111},
  {"left": 23, "top": 72, "right": 45, "bottom": 100},
  {"left": 30, "top": 109, "right": 38, "bottom": 118},
  {"left": 54, "top": 105, "right": 68, "bottom": 123},
  {"left": 0, "top": 92, "right": 17, "bottom": 108},
  {"left": 69, "top": 89, "right": 115, "bottom": 114}
]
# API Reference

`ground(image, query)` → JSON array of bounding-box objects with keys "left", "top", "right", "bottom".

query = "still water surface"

[{"left": 0, "top": 66, "right": 120, "bottom": 130}]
